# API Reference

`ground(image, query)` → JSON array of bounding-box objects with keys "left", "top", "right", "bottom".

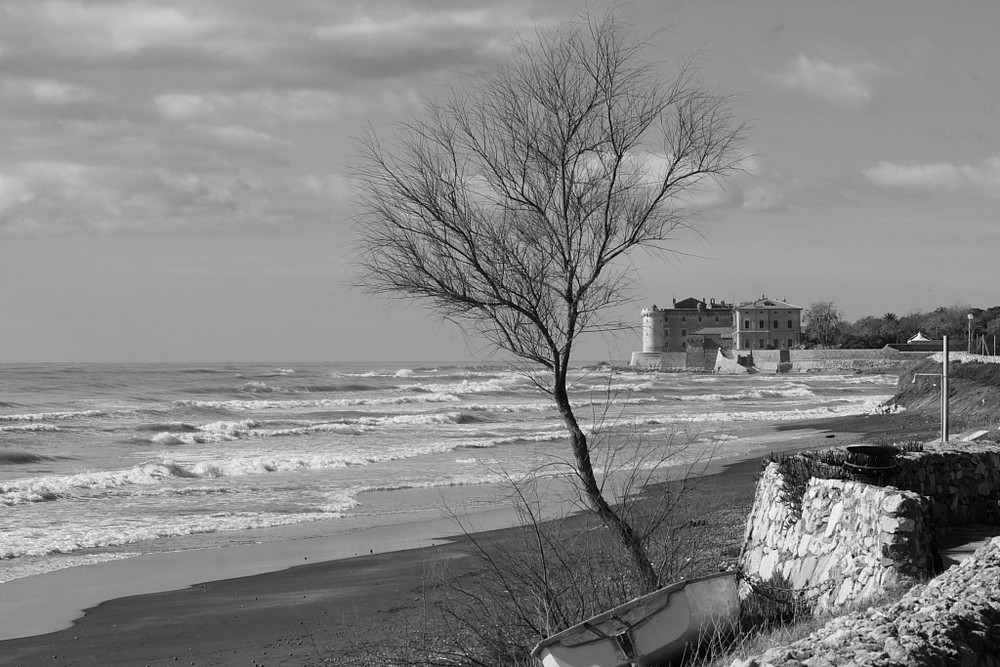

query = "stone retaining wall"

[
  {"left": 740, "top": 464, "right": 934, "bottom": 610},
  {"left": 731, "top": 536, "right": 1000, "bottom": 667},
  {"left": 894, "top": 443, "right": 1000, "bottom": 526},
  {"left": 739, "top": 443, "right": 1000, "bottom": 611}
]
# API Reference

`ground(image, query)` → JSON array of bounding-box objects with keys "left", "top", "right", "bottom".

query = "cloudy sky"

[{"left": 2, "top": 0, "right": 998, "bottom": 363}]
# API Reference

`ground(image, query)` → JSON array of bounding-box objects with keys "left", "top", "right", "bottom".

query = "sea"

[{"left": 0, "top": 362, "right": 897, "bottom": 586}]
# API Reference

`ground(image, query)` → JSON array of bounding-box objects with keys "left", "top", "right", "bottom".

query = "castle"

[{"left": 631, "top": 295, "right": 803, "bottom": 369}]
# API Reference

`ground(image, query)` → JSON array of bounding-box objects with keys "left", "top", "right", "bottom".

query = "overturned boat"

[{"left": 531, "top": 571, "right": 740, "bottom": 667}]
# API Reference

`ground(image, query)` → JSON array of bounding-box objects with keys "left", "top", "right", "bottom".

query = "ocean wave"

[
  {"left": 149, "top": 420, "right": 374, "bottom": 444},
  {"left": 492, "top": 432, "right": 567, "bottom": 445},
  {"left": 578, "top": 381, "right": 655, "bottom": 393},
  {"left": 0, "top": 504, "right": 357, "bottom": 562},
  {"left": 0, "top": 409, "right": 105, "bottom": 422},
  {"left": 0, "top": 438, "right": 482, "bottom": 507},
  {"left": 174, "top": 392, "right": 463, "bottom": 411},
  {"left": 0, "top": 424, "right": 62, "bottom": 433},
  {"left": 354, "top": 411, "right": 491, "bottom": 427},
  {"left": 464, "top": 402, "right": 552, "bottom": 414},
  {"left": 398, "top": 375, "right": 528, "bottom": 395},
  {"left": 239, "top": 381, "right": 296, "bottom": 394},
  {"left": 677, "top": 385, "right": 816, "bottom": 402},
  {"left": 0, "top": 451, "right": 56, "bottom": 464},
  {"left": 136, "top": 422, "right": 201, "bottom": 433},
  {"left": 640, "top": 395, "right": 892, "bottom": 426}
]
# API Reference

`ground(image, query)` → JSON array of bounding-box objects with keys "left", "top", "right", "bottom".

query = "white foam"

[
  {"left": 641, "top": 395, "right": 893, "bottom": 427},
  {"left": 0, "top": 409, "right": 105, "bottom": 422},
  {"left": 399, "top": 375, "right": 528, "bottom": 395},
  {"left": 174, "top": 392, "right": 462, "bottom": 411},
  {"left": 678, "top": 385, "right": 816, "bottom": 402}
]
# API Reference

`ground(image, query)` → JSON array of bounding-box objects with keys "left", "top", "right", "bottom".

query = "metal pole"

[{"left": 942, "top": 335, "right": 949, "bottom": 443}]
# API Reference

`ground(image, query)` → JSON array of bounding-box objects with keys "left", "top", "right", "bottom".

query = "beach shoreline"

[
  {"left": 0, "top": 410, "right": 939, "bottom": 666},
  {"left": 0, "top": 419, "right": 835, "bottom": 639}
]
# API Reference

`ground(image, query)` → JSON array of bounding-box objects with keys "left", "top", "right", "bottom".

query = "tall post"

[
  {"left": 941, "top": 334, "right": 949, "bottom": 443},
  {"left": 967, "top": 314, "right": 973, "bottom": 354}
]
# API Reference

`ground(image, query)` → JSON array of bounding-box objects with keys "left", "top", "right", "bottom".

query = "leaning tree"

[{"left": 353, "top": 12, "right": 745, "bottom": 592}]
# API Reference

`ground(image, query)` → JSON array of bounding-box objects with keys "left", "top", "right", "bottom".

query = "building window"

[
  {"left": 681, "top": 329, "right": 687, "bottom": 337},
  {"left": 788, "top": 338, "right": 793, "bottom": 348},
  {"left": 744, "top": 320, "right": 750, "bottom": 329},
  {"left": 682, "top": 316, "right": 686, "bottom": 322},
  {"left": 758, "top": 320, "right": 764, "bottom": 329},
  {"left": 787, "top": 320, "right": 793, "bottom": 329},
  {"left": 773, "top": 320, "right": 779, "bottom": 329},
  {"left": 681, "top": 341, "right": 686, "bottom": 349}
]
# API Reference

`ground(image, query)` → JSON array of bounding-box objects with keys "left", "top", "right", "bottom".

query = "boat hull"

[{"left": 531, "top": 572, "right": 739, "bottom": 667}]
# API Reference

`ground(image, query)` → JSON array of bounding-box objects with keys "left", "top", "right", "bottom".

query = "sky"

[{"left": 1, "top": 0, "right": 999, "bottom": 363}]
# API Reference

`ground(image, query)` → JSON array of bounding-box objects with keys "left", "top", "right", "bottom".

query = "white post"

[{"left": 942, "top": 335, "right": 949, "bottom": 443}]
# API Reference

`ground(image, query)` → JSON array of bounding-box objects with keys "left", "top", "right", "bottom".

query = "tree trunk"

[{"left": 552, "top": 380, "right": 661, "bottom": 593}]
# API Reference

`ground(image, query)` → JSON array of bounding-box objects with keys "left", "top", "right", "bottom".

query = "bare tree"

[{"left": 353, "top": 11, "right": 745, "bottom": 592}]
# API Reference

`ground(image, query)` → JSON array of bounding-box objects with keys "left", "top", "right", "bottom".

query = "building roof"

[
  {"left": 690, "top": 327, "right": 733, "bottom": 337},
  {"left": 736, "top": 294, "right": 800, "bottom": 310},
  {"left": 668, "top": 297, "right": 733, "bottom": 310},
  {"left": 670, "top": 297, "right": 706, "bottom": 310}
]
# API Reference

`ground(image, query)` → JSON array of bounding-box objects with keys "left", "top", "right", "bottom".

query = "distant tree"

[
  {"left": 802, "top": 301, "right": 844, "bottom": 347},
  {"left": 842, "top": 315, "right": 886, "bottom": 349},
  {"left": 921, "top": 305, "right": 974, "bottom": 340},
  {"left": 353, "top": 11, "right": 745, "bottom": 592}
]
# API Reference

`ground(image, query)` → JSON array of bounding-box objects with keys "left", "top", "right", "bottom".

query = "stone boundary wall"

[
  {"left": 740, "top": 443, "right": 1000, "bottom": 611},
  {"left": 893, "top": 442, "right": 1000, "bottom": 526},
  {"left": 629, "top": 350, "right": 714, "bottom": 370},
  {"left": 635, "top": 347, "right": 936, "bottom": 371},
  {"left": 740, "top": 464, "right": 934, "bottom": 610},
  {"left": 750, "top": 348, "right": 923, "bottom": 373},
  {"left": 731, "top": 536, "right": 1000, "bottom": 667}
]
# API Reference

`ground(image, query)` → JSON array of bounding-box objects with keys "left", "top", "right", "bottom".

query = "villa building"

[{"left": 733, "top": 295, "right": 803, "bottom": 350}]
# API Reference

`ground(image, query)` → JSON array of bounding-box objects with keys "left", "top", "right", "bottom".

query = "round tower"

[{"left": 641, "top": 306, "right": 666, "bottom": 353}]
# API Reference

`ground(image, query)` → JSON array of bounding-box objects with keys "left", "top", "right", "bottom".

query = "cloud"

[
  {"left": 740, "top": 186, "right": 786, "bottom": 212},
  {"left": 0, "top": 160, "right": 350, "bottom": 235},
  {"left": 765, "top": 54, "right": 880, "bottom": 108},
  {"left": 2, "top": 77, "right": 96, "bottom": 105},
  {"left": 19, "top": 1, "right": 217, "bottom": 54},
  {"left": 0, "top": 0, "right": 562, "bottom": 237},
  {"left": 863, "top": 157, "right": 1000, "bottom": 195},
  {"left": 155, "top": 93, "right": 217, "bottom": 121},
  {"left": 314, "top": 7, "right": 541, "bottom": 44}
]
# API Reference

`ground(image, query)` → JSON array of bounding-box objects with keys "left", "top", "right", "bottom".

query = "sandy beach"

[{"left": 0, "top": 411, "right": 940, "bottom": 667}]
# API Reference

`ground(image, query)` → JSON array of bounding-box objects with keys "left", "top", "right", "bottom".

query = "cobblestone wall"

[{"left": 731, "top": 536, "right": 1000, "bottom": 667}]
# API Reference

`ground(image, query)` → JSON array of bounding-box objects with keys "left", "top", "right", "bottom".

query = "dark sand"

[{"left": 0, "top": 412, "right": 941, "bottom": 667}]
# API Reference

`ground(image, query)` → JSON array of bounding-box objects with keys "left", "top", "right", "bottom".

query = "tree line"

[{"left": 803, "top": 301, "right": 1000, "bottom": 351}]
